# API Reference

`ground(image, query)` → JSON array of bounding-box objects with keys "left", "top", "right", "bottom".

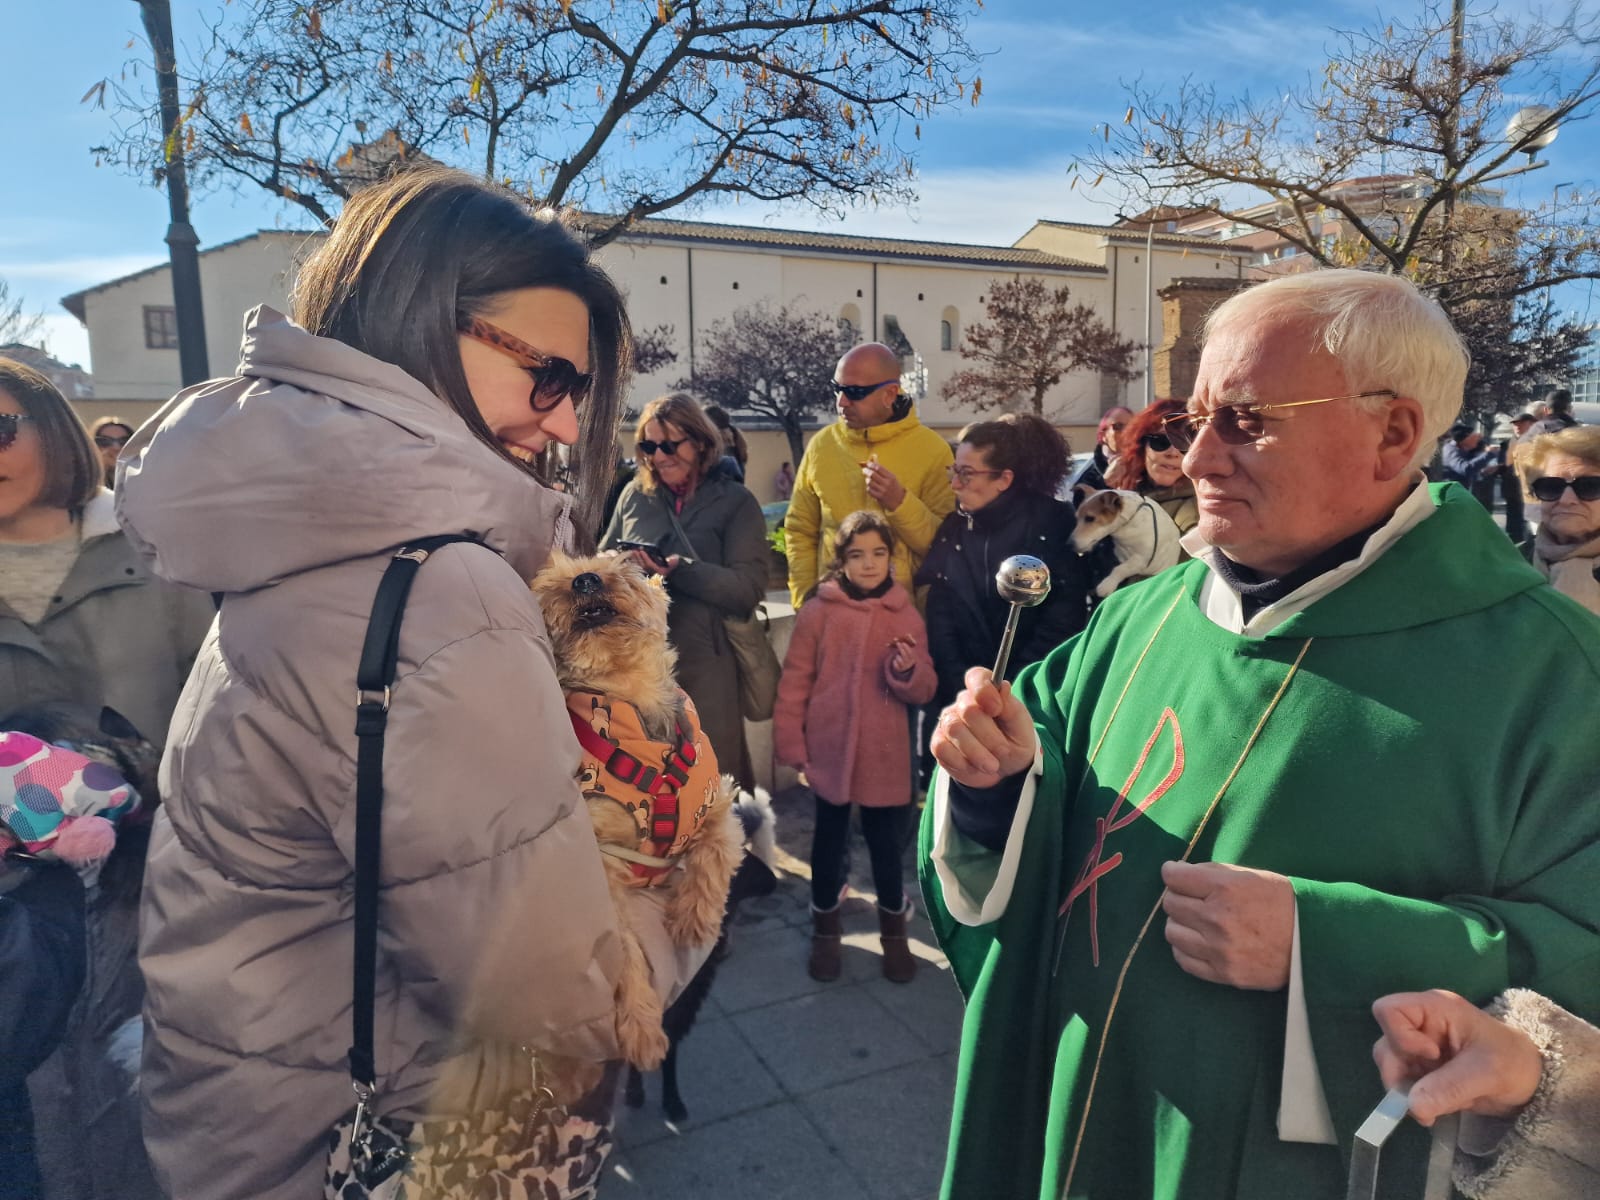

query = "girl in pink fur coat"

[{"left": 774, "top": 511, "right": 936, "bottom": 984}]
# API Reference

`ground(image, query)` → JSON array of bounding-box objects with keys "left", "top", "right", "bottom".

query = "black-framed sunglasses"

[
  {"left": 1531, "top": 475, "right": 1600, "bottom": 502},
  {"left": 1141, "top": 432, "right": 1174, "bottom": 453},
  {"left": 458, "top": 316, "right": 594, "bottom": 412},
  {"left": 94, "top": 433, "right": 131, "bottom": 449},
  {"left": 1161, "top": 389, "right": 1397, "bottom": 451},
  {"left": 833, "top": 379, "right": 897, "bottom": 403},
  {"left": 636, "top": 437, "right": 689, "bottom": 458},
  {"left": 0, "top": 413, "right": 35, "bottom": 452}
]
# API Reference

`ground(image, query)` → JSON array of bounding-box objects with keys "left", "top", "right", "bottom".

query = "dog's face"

[
  {"left": 531, "top": 552, "right": 672, "bottom": 689},
  {"left": 1070, "top": 489, "right": 1141, "bottom": 552}
]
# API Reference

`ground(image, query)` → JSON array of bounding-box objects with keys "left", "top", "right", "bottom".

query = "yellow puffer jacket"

[{"left": 785, "top": 409, "right": 956, "bottom": 608}]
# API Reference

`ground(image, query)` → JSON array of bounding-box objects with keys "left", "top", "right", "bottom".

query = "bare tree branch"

[
  {"left": 942, "top": 277, "right": 1139, "bottom": 418},
  {"left": 92, "top": 0, "right": 982, "bottom": 238}
]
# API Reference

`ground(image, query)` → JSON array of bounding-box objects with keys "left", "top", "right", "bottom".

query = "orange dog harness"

[{"left": 565, "top": 690, "right": 721, "bottom": 884}]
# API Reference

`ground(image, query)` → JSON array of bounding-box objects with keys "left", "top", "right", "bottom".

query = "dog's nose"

[{"left": 571, "top": 572, "right": 604, "bottom": 596}]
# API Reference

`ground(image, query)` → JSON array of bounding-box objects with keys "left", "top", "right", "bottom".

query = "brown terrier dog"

[{"left": 531, "top": 552, "right": 742, "bottom": 1073}]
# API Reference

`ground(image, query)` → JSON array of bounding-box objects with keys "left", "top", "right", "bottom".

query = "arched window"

[{"left": 940, "top": 306, "right": 960, "bottom": 352}]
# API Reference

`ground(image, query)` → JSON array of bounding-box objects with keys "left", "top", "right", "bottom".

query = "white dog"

[{"left": 1070, "top": 489, "right": 1183, "bottom": 597}]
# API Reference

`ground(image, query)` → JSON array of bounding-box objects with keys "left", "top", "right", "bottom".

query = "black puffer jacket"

[{"left": 914, "top": 487, "right": 1091, "bottom": 708}]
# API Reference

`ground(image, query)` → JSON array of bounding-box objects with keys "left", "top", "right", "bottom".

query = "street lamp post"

[{"left": 138, "top": 0, "right": 209, "bottom": 386}]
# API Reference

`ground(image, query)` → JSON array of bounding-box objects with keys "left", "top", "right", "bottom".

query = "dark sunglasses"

[
  {"left": 1531, "top": 475, "right": 1600, "bottom": 502},
  {"left": 1141, "top": 432, "right": 1174, "bottom": 453},
  {"left": 1161, "top": 390, "right": 1397, "bottom": 451},
  {"left": 0, "top": 413, "right": 35, "bottom": 452},
  {"left": 637, "top": 437, "right": 691, "bottom": 458},
  {"left": 458, "top": 316, "right": 593, "bottom": 412},
  {"left": 833, "top": 379, "right": 897, "bottom": 403},
  {"left": 95, "top": 433, "right": 131, "bottom": 449}
]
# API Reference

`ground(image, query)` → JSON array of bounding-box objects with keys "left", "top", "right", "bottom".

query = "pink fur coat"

[{"left": 774, "top": 580, "right": 937, "bottom": 808}]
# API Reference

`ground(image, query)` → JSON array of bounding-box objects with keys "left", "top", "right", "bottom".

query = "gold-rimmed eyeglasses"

[{"left": 1161, "top": 389, "right": 1398, "bottom": 450}]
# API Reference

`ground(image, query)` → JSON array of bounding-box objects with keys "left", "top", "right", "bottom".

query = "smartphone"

[{"left": 616, "top": 540, "right": 665, "bottom": 560}]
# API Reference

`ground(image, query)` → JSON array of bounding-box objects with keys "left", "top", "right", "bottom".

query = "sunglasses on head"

[
  {"left": 95, "top": 433, "right": 131, "bottom": 449},
  {"left": 1160, "top": 390, "right": 1397, "bottom": 451},
  {"left": 0, "top": 413, "right": 35, "bottom": 452},
  {"left": 833, "top": 379, "right": 897, "bottom": 403},
  {"left": 1531, "top": 475, "right": 1600, "bottom": 502},
  {"left": 637, "top": 437, "right": 689, "bottom": 458},
  {"left": 458, "top": 316, "right": 593, "bottom": 412}
]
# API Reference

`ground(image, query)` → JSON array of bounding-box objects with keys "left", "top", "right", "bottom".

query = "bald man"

[{"left": 784, "top": 343, "right": 955, "bottom": 608}]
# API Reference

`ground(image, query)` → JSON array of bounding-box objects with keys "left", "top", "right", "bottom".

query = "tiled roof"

[
  {"left": 1031, "top": 219, "right": 1253, "bottom": 251},
  {"left": 583, "top": 214, "right": 1102, "bottom": 272},
  {"left": 59, "top": 230, "right": 319, "bottom": 322}
]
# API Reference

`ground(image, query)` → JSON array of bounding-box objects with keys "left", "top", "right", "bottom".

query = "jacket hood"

[
  {"left": 116, "top": 306, "right": 572, "bottom": 593},
  {"left": 834, "top": 406, "right": 931, "bottom": 451}
]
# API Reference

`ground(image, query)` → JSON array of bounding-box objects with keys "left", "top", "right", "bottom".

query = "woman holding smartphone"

[{"left": 600, "top": 393, "right": 767, "bottom": 787}]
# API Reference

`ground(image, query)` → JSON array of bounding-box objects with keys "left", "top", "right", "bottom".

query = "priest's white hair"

[{"left": 1205, "top": 269, "right": 1469, "bottom": 471}]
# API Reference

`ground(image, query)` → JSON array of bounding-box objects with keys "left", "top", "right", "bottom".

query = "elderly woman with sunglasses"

[
  {"left": 1104, "top": 398, "right": 1200, "bottom": 534},
  {"left": 600, "top": 392, "right": 768, "bottom": 788},
  {"left": 0, "top": 360, "right": 212, "bottom": 745},
  {"left": 1518, "top": 425, "right": 1600, "bottom": 616},
  {"left": 112, "top": 169, "right": 710, "bottom": 1200}
]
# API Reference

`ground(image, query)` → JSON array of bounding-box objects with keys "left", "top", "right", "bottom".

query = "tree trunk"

[{"left": 783, "top": 415, "right": 807, "bottom": 468}]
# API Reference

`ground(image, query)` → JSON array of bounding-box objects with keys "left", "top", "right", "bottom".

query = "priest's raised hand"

[
  {"left": 931, "top": 666, "right": 1038, "bottom": 789},
  {"left": 1159, "top": 860, "right": 1296, "bottom": 991}
]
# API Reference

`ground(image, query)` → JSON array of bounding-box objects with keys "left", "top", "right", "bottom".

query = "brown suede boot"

[
  {"left": 878, "top": 900, "right": 917, "bottom": 983},
  {"left": 808, "top": 904, "right": 843, "bottom": 982}
]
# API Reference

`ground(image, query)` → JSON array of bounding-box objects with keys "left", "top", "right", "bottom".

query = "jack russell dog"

[{"left": 1070, "top": 489, "right": 1183, "bottom": 597}]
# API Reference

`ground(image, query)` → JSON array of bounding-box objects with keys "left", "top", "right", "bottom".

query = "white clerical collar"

[{"left": 1182, "top": 479, "right": 1436, "bottom": 637}]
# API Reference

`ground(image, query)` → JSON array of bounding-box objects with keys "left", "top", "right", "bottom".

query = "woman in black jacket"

[{"left": 915, "top": 414, "right": 1091, "bottom": 713}]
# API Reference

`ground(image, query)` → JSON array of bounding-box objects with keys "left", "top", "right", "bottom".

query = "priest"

[{"left": 920, "top": 268, "right": 1600, "bottom": 1200}]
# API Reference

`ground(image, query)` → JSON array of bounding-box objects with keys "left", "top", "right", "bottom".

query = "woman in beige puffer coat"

[{"left": 116, "top": 169, "right": 709, "bottom": 1200}]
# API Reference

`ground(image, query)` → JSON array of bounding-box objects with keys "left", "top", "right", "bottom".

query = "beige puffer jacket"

[{"left": 117, "top": 307, "right": 702, "bottom": 1200}]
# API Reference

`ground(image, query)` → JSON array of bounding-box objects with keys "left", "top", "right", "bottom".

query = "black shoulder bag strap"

[{"left": 345, "top": 534, "right": 485, "bottom": 1179}]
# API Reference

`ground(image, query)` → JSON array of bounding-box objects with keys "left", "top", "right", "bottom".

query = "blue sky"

[{"left": 3, "top": 0, "right": 1596, "bottom": 370}]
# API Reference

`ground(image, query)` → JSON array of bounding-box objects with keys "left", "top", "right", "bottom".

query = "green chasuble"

[{"left": 919, "top": 485, "right": 1600, "bottom": 1200}]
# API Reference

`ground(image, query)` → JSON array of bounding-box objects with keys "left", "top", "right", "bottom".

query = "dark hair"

[
  {"left": 291, "top": 166, "right": 631, "bottom": 538},
  {"left": 956, "top": 412, "right": 1072, "bottom": 496},
  {"left": 90, "top": 415, "right": 134, "bottom": 439},
  {"left": 1548, "top": 388, "right": 1573, "bottom": 415},
  {"left": 824, "top": 510, "right": 897, "bottom": 581},
  {"left": 633, "top": 393, "right": 723, "bottom": 494},
  {"left": 702, "top": 403, "right": 749, "bottom": 467},
  {"left": 0, "top": 358, "right": 101, "bottom": 512},
  {"left": 1108, "top": 399, "right": 1186, "bottom": 492}
]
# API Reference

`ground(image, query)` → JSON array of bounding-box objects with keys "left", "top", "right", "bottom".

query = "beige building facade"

[{"left": 62, "top": 215, "right": 1253, "bottom": 500}]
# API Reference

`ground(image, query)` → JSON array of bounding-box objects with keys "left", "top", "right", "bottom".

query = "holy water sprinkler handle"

[{"left": 991, "top": 555, "right": 1051, "bottom": 682}]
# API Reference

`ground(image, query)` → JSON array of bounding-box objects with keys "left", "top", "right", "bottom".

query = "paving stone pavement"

[{"left": 604, "top": 785, "right": 964, "bottom": 1200}]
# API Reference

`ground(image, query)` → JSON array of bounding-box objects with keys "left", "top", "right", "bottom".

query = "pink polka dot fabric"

[{"left": 0, "top": 731, "right": 139, "bottom": 856}]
